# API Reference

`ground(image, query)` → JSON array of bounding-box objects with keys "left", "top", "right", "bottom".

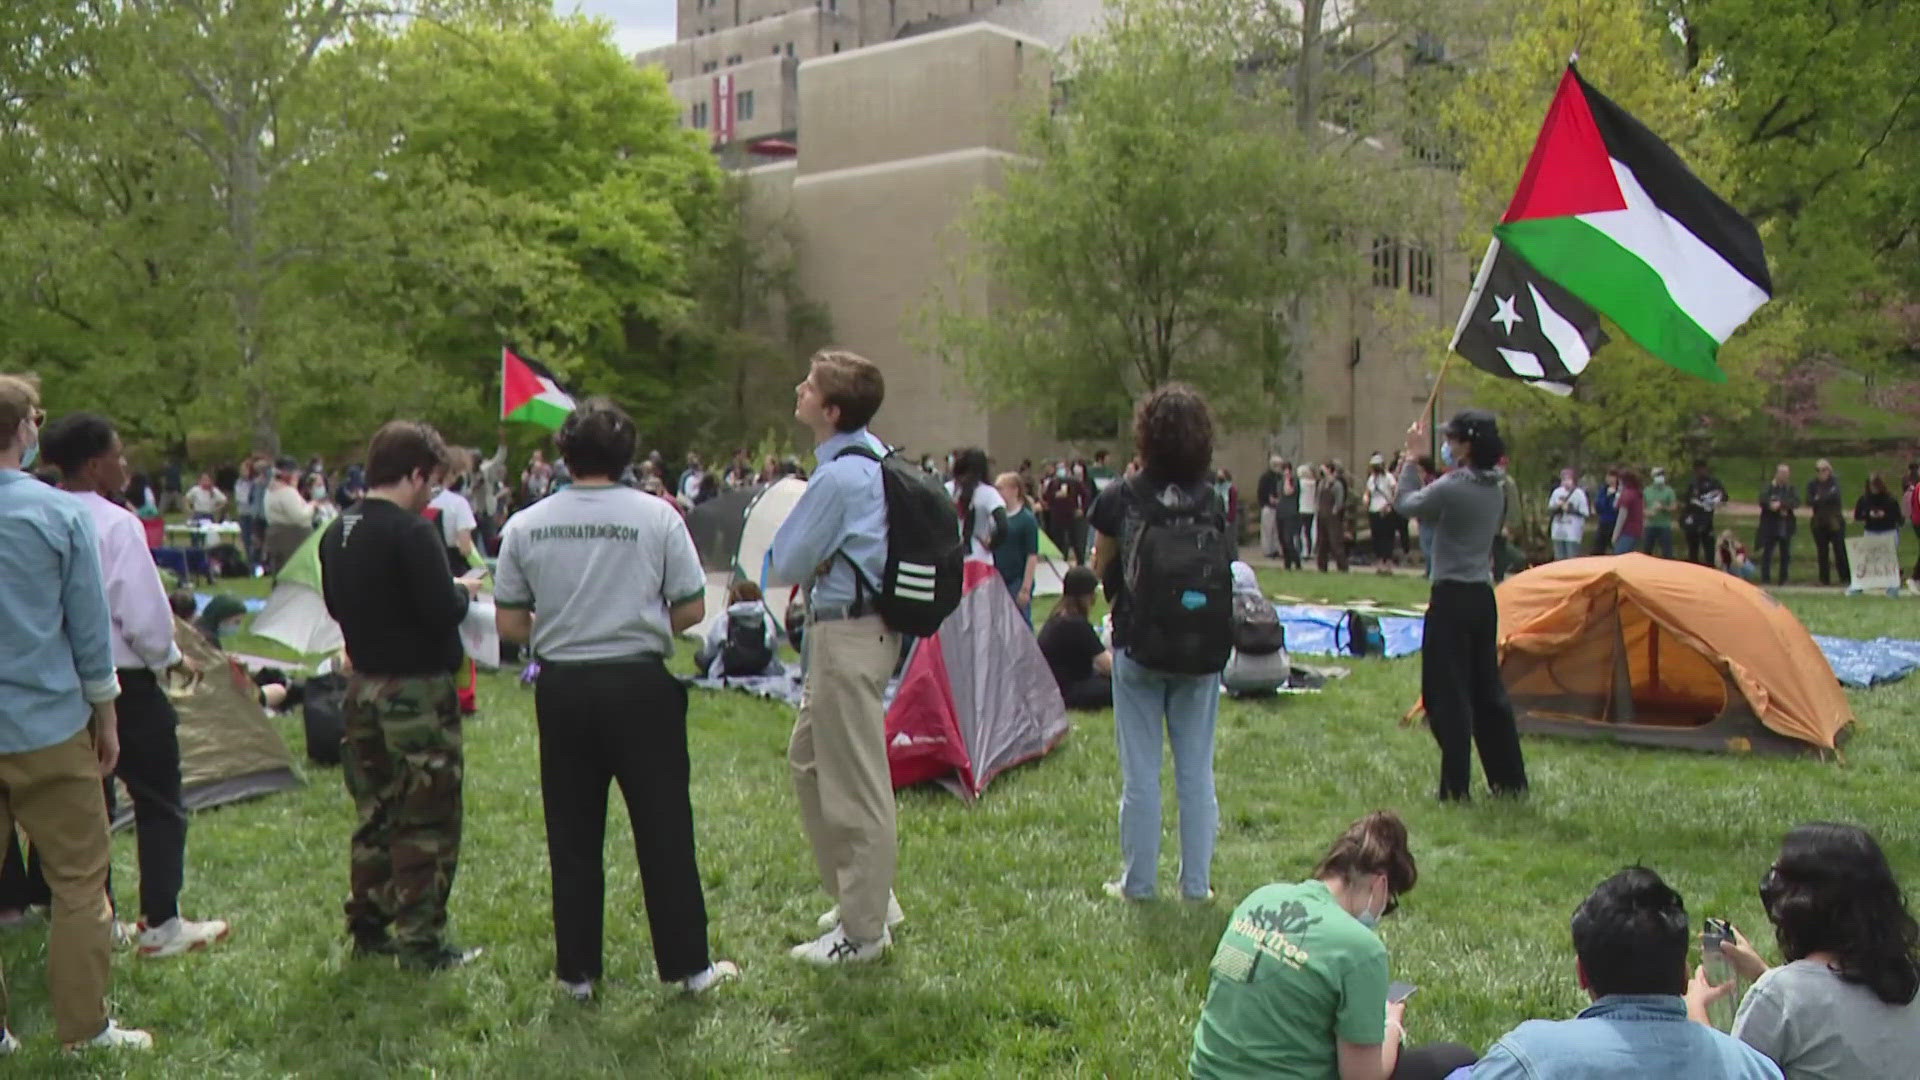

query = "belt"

[
  {"left": 534, "top": 653, "right": 664, "bottom": 670},
  {"left": 808, "top": 601, "right": 875, "bottom": 624}
]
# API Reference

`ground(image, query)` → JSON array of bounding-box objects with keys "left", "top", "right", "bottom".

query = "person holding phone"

[{"left": 1189, "top": 812, "right": 1475, "bottom": 1080}]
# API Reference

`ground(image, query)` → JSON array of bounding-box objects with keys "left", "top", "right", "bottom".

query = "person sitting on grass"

[
  {"left": 1685, "top": 823, "right": 1920, "bottom": 1080},
  {"left": 693, "top": 580, "right": 782, "bottom": 680},
  {"left": 1037, "top": 567, "right": 1113, "bottom": 711},
  {"left": 1469, "top": 866, "right": 1782, "bottom": 1079},
  {"left": 1190, "top": 811, "right": 1476, "bottom": 1080},
  {"left": 1221, "top": 561, "right": 1290, "bottom": 697},
  {"left": 172, "top": 592, "right": 303, "bottom": 712},
  {"left": 1718, "top": 530, "right": 1759, "bottom": 582}
]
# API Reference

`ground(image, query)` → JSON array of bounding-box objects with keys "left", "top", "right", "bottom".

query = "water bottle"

[{"left": 1702, "top": 918, "right": 1739, "bottom": 1030}]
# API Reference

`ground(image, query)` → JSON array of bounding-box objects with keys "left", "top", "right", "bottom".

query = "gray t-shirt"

[
  {"left": 495, "top": 483, "right": 706, "bottom": 662},
  {"left": 1394, "top": 463, "right": 1507, "bottom": 584},
  {"left": 1734, "top": 959, "right": 1920, "bottom": 1080}
]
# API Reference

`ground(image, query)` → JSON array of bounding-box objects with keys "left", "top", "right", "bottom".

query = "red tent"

[{"left": 886, "top": 562, "right": 1071, "bottom": 800}]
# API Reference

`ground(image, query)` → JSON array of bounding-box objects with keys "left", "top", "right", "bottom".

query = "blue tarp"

[
  {"left": 1812, "top": 635, "right": 1920, "bottom": 689},
  {"left": 1273, "top": 605, "right": 1424, "bottom": 659},
  {"left": 192, "top": 593, "right": 266, "bottom": 615}
]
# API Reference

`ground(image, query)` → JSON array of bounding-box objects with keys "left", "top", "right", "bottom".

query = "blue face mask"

[
  {"left": 1438, "top": 441, "right": 1454, "bottom": 468},
  {"left": 20, "top": 438, "right": 37, "bottom": 470}
]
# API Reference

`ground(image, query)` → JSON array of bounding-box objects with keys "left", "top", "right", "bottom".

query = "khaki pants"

[
  {"left": 0, "top": 726, "right": 112, "bottom": 1043},
  {"left": 789, "top": 615, "right": 900, "bottom": 942}
]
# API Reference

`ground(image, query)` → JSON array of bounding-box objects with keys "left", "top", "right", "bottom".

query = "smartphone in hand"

[{"left": 1387, "top": 981, "right": 1419, "bottom": 1004}]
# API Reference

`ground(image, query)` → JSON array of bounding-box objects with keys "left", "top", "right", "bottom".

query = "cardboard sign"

[{"left": 1846, "top": 531, "right": 1902, "bottom": 593}]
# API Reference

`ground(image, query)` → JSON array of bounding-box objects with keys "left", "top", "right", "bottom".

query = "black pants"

[
  {"left": 1060, "top": 674, "right": 1113, "bottom": 711},
  {"left": 1811, "top": 524, "right": 1849, "bottom": 585},
  {"left": 0, "top": 672, "right": 185, "bottom": 924},
  {"left": 1422, "top": 582, "right": 1528, "bottom": 801},
  {"left": 1369, "top": 512, "right": 1398, "bottom": 563},
  {"left": 1685, "top": 525, "right": 1715, "bottom": 566},
  {"left": 533, "top": 658, "right": 710, "bottom": 984},
  {"left": 1757, "top": 532, "right": 1792, "bottom": 584},
  {"left": 1393, "top": 1042, "right": 1479, "bottom": 1079},
  {"left": 1590, "top": 520, "right": 1616, "bottom": 555}
]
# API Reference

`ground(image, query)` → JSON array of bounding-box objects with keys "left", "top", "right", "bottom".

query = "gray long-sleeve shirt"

[{"left": 1394, "top": 463, "right": 1507, "bottom": 584}]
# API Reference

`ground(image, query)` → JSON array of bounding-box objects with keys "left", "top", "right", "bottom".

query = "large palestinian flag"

[
  {"left": 1489, "top": 66, "right": 1771, "bottom": 383},
  {"left": 500, "top": 347, "right": 575, "bottom": 430}
]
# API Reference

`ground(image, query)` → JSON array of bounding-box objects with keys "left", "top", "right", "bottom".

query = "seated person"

[
  {"left": 1718, "top": 530, "right": 1759, "bottom": 581},
  {"left": 1038, "top": 567, "right": 1112, "bottom": 711},
  {"left": 1192, "top": 811, "right": 1475, "bottom": 1080},
  {"left": 1222, "top": 561, "right": 1290, "bottom": 697},
  {"left": 693, "top": 579, "right": 783, "bottom": 679},
  {"left": 172, "top": 590, "right": 303, "bottom": 710},
  {"left": 1469, "top": 866, "right": 1782, "bottom": 1079},
  {"left": 1686, "top": 822, "right": 1920, "bottom": 1080}
]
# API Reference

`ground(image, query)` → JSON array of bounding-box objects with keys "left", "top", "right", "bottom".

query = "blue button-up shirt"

[
  {"left": 767, "top": 427, "right": 889, "bottom": 611},
  {"left": 0, "top": 469, "right": 120, "bottom": 754},
  {"left": 1470, "top": 994, "right": 1783, "bottom": 1079}
]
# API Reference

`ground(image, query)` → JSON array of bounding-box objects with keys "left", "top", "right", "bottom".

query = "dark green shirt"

[{"left": 994, "top": 506, "right": 1040, "bottom": 597}]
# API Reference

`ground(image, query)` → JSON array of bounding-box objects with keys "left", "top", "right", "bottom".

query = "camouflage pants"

[{"left": 340, "top": 673, "right": 462, "bottom": 950}]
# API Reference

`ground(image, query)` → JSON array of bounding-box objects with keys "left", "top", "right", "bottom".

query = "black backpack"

[
  {"left": 835, "top": 444, "right": 964, "bottom": 637},
  {"left": 1230, "top": 593, "right": 1286, "bottom": 655},
  {"left": 719, "top": 607, "right": 775, "bottom": 677},
  {"left": 302, "top": 673, "right": 348, "bottom": 766},
  {"left": 1122, "top": 478, "right": 1235, "bottom": 675},
  {"left": 1340, "top": 610, "right": 1385, "bottom": 657}
]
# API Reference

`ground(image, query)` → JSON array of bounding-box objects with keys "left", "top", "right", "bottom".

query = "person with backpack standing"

[
  {"left": 494, "top": 399, "right": 737, "bottom": 1000},
  {"left": 1089, "top": 384, "right": 1234, "bottom": 903},
  {"left": 768, "top": 350, "right": 960, "bottom": 965},
  {"left": 1397, "top": 410, "right": 1529, "bottom": 803}
]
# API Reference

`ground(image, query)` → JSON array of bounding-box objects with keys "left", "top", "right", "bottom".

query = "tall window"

[
  {"left": 737, "top": 90, "right": 755, "bottom": 121},
  {"left": 1371, "top": 237, "right": 1400, "bottom": 289},
  {"left": 691, "top": 101, "right": 709, "bottom": 129},
  {"left": 1407, "top": 245, "right": 1435, "bottom": 297}
]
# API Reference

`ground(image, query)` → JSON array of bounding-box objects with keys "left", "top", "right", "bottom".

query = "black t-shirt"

[
  {"left": 1087, "top": 475, "right": 1215, "bottom": 649},
  {"left": 1037, "top": 614, "right": 1105, "bottom": 692},
  {"left": 319, "top": 497, "right": 471, "bottom": 676}
]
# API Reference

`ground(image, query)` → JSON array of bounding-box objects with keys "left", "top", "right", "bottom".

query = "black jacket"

[{"left": 1855, "top": 492, "right": 1904, "bottom": 533}]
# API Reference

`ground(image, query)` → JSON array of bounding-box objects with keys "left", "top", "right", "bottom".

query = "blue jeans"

[
  {"left": 1642, "top": 525, "right": 1674, "bottom": 558},
  {"left": 1552, "top": 539, "right": 1581, "bottom": 561},
  {"left": 1612, "top": 533, "right": 1639, "bottom": 555},
  {"left": 1112, "top": 650, "right": 1220, "bottom": 899}
]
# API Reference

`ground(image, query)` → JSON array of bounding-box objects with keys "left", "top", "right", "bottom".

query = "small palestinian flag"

[
  {"left": 1451, "top": 237, "right": 1609, "bottom": 395},
  {"left": 500, "top": 347, "right": 575, "bottom": 430},
  {"left": 1491, "top": 65, "right": 1771, "bottom": 382}
]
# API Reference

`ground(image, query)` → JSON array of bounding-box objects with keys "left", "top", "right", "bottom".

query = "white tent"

[
  {"left": 683, "top": 477, "right": 808, "bottom": 640},
  {"left": 251, "top": 530, "right": 344, "bottom": 656}
]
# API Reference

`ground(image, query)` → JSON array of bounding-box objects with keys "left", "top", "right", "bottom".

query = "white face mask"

[
  {"left": 1356, "top": 880, "right": 1386, "bottom": 929},
  {"left": 17, "top": 418, "right": 39, "bottom": 470}
]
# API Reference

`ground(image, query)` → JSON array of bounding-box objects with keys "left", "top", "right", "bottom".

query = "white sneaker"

[
  {"left": 137, "top": 916, "right": 231, "bottom": 958},
  {"left": 0, "top": 1028, "right": 18, "bottom": 1055},
  {"left": 789, "top": 926, "right": 890, "bottom": 966},
  {"left": 557, "top": 978, "right": 593, "bottom": 1002},
  {"left": 111, "top": 920, "right": 139, "bottom": 950},
  {"left": 679, "top": 959, "right": 739, "bottom": 994},
  {"left": 815, "top": 891, "right": 906, "bottom": 932},
  {"left": 66, "top": 1020, "right": 154, "bottom": 1052},
  {"left": 1103, "top": 880, "right": 1150, "bottom": 902}
]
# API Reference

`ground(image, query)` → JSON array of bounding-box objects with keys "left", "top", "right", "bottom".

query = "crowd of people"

[{"left": 5, "top": 361, "right": 1917, "bottom": 1076}]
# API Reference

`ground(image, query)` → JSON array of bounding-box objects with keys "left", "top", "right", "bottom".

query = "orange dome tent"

[{"left": 1477, "top": 554, "right": 1852, "bottom": 755}]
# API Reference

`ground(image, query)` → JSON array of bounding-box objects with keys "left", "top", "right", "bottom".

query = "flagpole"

[{"left": 499, "top": 345, "right": 507, "bottom": 424}]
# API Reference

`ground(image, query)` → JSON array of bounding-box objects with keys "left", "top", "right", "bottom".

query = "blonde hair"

[
  {"left": 0, "top": 373, "right": 41, "bottom": 452},
  {"left": 993, "top": 470, "right": 1025, "bottom": 505}
]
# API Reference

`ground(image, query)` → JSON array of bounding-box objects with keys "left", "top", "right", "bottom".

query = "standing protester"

[
  {"left": 1806, "top": 459, "right": 1849, "bottom": 587},
  {"left": 993, "top": 472, "right": 1040, "bottom": 626},
  {"left": 1590, "top": 469, "right": 1621, "bottom": 556},
  {"left": 1853, "top": 473, "right": 1904, "bottom": 596},
  {"left": 41, "top": 415, "right": 231, "bottom": 959},
  {"left": 1297, "top": 467, "right": 1318, "bottom": 563},
  {"left": 1275, "top": 462, "right": 1303, "bottom": 570},
  {"left": 948, "top": 448, "right": 1007, "bottom": 565},
  {"left": 766, "top": 350, "right": 904, "bottom": 965},
  {"left": 0, "top": 375, "right": 152, "bottom": 1051},
  {"left": 1756, "top": 464, "right": 1799, "bottom": 586},
  {"left": 1683, "top": 460, "right": 1728, "bottom": 567},
  {"left": 1089, "top": 384, "right": 1233, "bottom": 902},
  {"left": 1315, "top": 461, "right": 1350, "bottom": 573},
  {"left": 1068, "top": 460, "right": 1096, "bottom": 562},
  {"left": 495, "top": 398, "right": 737, "bottom": 1000},
  {"left": 183, "top": 473, "right": 227, "bottom": 520},
  {"left": 1041, "top": 462, "right": 1087, "bottom": 567},
  {"left": 426, "top": 471, "right": 481, "bottom": 573},
  {"left": 263, "top": 457, "right": 314, "bottom": 574},
  {"left": 469, "top": 437, "right": 508, "bottom": 548},
  {"left": 318, "top": 421, "right": 479, "bottom": 970},
  {"left": 1611, "top": 470, "right": 1646, "bottom": 555},
  {"left": 1397, "top": 411, "right": 1529, "bottom": 802},
  {"left": 1547, "top": 469, "right": 1591, "bottom": 561},
  {"left": 1364, "top": 453, "right": 1398, "bottom": 575},
  {"left": 234, "top": 461, "right": 260, "bottom": 565},
  {"left": 1256, "top": 456, "right": 1286, "bottom": 559},
  {"left": 1087, "top": 449, "right": 1117, "bottom": 492},
  {"left": 1642, "top": 467, "right": 1678, "bottom": 558}
]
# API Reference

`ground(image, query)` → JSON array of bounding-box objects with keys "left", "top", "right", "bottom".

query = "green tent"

[{"left": 251, "top": 530, "right": 342, "bottom": 656}]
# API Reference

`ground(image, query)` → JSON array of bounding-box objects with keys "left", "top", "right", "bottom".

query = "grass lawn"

[{"left": 7, "top": 569, "right": 1916, "bottom": 1077}]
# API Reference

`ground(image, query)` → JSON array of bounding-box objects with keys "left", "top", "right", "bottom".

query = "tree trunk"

[{"left": 228, "top": 123, "right": 278, "bottom": 455}]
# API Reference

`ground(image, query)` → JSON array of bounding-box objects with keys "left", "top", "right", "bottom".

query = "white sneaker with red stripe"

[{"left": 137, "top": 916, "right": 230, "bottom": 958}]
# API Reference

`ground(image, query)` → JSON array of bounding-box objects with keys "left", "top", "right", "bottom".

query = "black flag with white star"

[{"left": 1450, "top": 238, "right": 1609, "bottom": 395}]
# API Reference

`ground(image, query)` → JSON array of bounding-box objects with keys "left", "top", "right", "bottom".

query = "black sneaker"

[
  {"left": 350, "top": 935, "right": 398, "bottom": 959},
  {"left": 399, "top": 944, "right": 483, "bottom": 971}
]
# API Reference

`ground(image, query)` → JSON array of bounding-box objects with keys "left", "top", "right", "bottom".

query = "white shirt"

[
  {"left": 74, "top": 491, "right": 180, "bottom": 671},
  {"left": 265, "top": 482, "right": 311, "bottom": 527},
  {"left": 1365, "top": 472, "right": 1397, "bottom": 513},
  {"left": 428, "top": 489, "right": 478, "bottom": 548},
  {"left": 946, "top": 480, "right": 1007, "bottom": 563},
  {"left": 1299, "top": 477, "right": 1318, "bottom": 515},
  {"left": 1547, "top": 485, "right": 1590, "bottom": 543},
  {"left": 184, "top": 485, "right": 228, "bottom": 517}
]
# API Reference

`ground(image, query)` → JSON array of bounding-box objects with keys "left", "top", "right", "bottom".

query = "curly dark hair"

[
  {"left": 1131, "top": 383, "right": 1213, "bottom": 483},
  {"left": 1572, "top": 866, "right": 1691, "bottom": 998},
  {"left": 1762, "top": 822, "right": 1920, "bottom": 1005}
]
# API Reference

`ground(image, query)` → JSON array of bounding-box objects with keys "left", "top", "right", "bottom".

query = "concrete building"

[{"left": 635, "top": 3, "right": 1470, "bottom": 488}]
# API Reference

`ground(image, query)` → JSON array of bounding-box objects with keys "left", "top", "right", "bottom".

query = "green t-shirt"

[
  {"left": 1190, "top": 880, "right": 1389, "bottom": 1080},
  {"left": 1088, "top": 465, "right": 1117, "bottom": 491},
  {"left": 1644, "top": 481, "right": 1677, "bottom": 528},
  {"left": 993, "top": 506, "right": 1040, "bottom": 595}
]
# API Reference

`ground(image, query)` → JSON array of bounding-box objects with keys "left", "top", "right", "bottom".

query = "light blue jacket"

[
  {"left": 1469, "top": 995, "right": 1783, "bottom": 1080},
  {"left": 768, "top": 427, "right": 889, "bottom": 611},
  {"left": 0, "top": 470, "right": 120, "bottom": 753}
]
